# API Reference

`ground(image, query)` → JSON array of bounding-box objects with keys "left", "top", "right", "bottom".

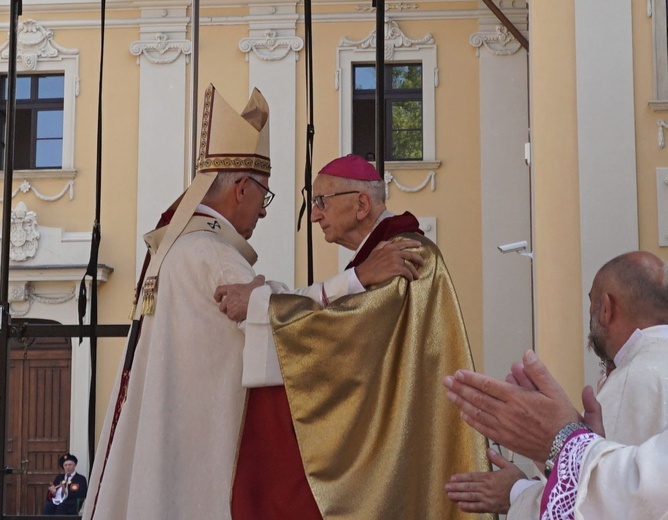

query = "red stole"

[
  {"left": 231, "top": 212, "right": 423, "bottom": 519},
  {"left": 347, "top": 211, "right": 423, "bottom": 268}
]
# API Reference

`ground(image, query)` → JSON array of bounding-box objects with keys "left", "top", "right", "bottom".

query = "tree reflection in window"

[{"left": 352, "top": 63, "right": 423, "bottom": 161}]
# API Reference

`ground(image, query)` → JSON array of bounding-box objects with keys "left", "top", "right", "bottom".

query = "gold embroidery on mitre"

[
  {"left": 197, "top": 155, "right": 270, "bottom": 175},
  {"left": 198, "top": 88, "right": 214, "bottom": 168}
]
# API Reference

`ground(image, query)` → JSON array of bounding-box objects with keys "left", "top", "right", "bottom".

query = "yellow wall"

[
  {"left": 529, "top": 0, "right": 584, "bottom": 404},
  {"left": 633, "top": 0, "right": 668, "bottom": 258}
]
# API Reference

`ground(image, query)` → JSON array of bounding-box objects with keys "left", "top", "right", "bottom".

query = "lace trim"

[{"left": 541, "top": 431, "right": 600, "bottom": 520}]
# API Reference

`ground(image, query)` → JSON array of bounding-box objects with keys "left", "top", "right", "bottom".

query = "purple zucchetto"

[{"left": 318, "top": 154, "right": 382, "bottom": 181}]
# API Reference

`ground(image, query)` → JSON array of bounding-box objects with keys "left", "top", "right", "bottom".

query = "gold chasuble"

[{"left": 270, "top": 233, "right": 493, "bottom": 520}]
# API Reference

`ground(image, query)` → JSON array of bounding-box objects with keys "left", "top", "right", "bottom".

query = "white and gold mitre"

[{"left": 196, "top": 84, "right": 271, "bottom": 176}]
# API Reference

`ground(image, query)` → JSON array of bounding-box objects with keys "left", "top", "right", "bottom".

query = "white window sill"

[
  {"left": 376, "top": 160, "right": 441, "bottom": 171},
  {"left": 0, "top": 169, "right": 77, "bottom": 180},
  {"left": 649, "top": 100, "right": 668, "bottom": 112}
]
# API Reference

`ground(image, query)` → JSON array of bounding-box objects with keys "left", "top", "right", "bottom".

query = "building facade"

[{"left": 0, "top": 0, "right": 661, "bottom": 514}]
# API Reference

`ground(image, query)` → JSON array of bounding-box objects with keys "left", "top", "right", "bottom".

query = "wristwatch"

[{"left": 544, "top": 421, "right": 592, "bottom": 477}]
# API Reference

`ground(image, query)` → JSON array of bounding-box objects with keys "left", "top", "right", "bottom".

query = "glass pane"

[
  {"left": 392, "top": 101, "right": 422, "bottom": 130},
  {"left": 38, "top": 75, "right": 64, "bottom": 99},
  {"left": 2, "top": 76, "right": 32, "bottom": 100},
  {"left": 352, "top": 98, "right": 376, "bottom": 159},
  {"left": 392, "top": 130, "right": 422, "bottom": 160},
  {"left": 391, "top": 65, "right": 422, "bottom": 89},
  {"left": 36, "top": 138, "right": 62, "bottom": 168},
  {"left": 391, "top": 100, "right": 422, "bottom": 159},
  {"left": 16, "top": 76, "right": 32, "bottom": 100},
  {"left": 37, "top": 110, "right": 63, "bottom": 139},
  {"left": 354, "top": 66, "right": 376, "bottom": 90}
]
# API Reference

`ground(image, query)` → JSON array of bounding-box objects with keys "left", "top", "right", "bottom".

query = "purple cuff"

[{"left": 540, "top": 430, "right": 599, "bottom": 520}]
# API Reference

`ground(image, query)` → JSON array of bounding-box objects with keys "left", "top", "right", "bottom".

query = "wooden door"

[{"left": 5, "top": 320, "right": 72, "bottom": 516}]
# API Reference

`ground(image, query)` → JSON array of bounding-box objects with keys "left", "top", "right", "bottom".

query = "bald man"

[{"left": 446, "top": 251, "right": 668, "bottom": 517}]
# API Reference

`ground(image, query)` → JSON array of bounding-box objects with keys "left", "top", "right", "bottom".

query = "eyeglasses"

[
  {"left": 236, "top": 176, "right": 275, "bottom": 208},
  {"left": 311, "top": 191, "right": 360, "bottom": 210}
]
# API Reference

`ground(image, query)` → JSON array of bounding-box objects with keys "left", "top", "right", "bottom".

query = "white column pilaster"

[
  {"left": 239, "top": 4, "right": 302, "bottom": 287},
  {"left": 475, "top": 3, "right": 532, "bottom": 481},
  {"left": 575, "top": 0, "right": 638, "bottom": 387},
  {"left": 132, "top": 6, "right": 191, "bottom": 276},
  {"left": 474, "top": 3, "right": 532, "bottom": 381}
]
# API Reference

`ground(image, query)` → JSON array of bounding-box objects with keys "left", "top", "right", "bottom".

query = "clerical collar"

[
  {"left": 614, "top": 325, "right": 668, "bottom": 367},
  {"left": 196, "top": 204, "right": 233, "bottom": 229},
  {"left": 354, "top": 210, "right": 394, "bottom": 256}
]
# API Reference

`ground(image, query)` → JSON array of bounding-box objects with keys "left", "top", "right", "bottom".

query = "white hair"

[
  {"left": 204, "top": 171, "right": 267, "bottom": 200},
  {"left": 338, "top": 178, "right": 386, "bottom": 204}
]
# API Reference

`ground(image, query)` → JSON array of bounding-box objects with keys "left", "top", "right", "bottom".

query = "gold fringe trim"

[
  {"left": 128, "top": 302, "right": 137, "bottom": 321},
  {"left": 141, "top": 277, "right": 158, "bottom": 316}
]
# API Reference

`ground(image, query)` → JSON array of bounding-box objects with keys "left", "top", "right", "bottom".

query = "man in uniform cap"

[
  {"left": 44, "top": 453, "right": 88, "bottom": 515},
  {"left": 216, "top": 154, "right": 491, "bottom": 519}
]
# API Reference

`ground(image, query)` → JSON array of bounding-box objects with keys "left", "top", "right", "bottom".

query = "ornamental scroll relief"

[
  {"left": 469, "top": 26, "right": 522, "bottom": 57},
  {"left": 383, "top": 170, "right": 435, "bottom": 199},
  {"left": 0, "top": 179, "right": 75, "bottom": 204},
  {"left": 339, "top": 19, "right": 434, "bottom": 61},
  {"left": 9, "top": 282, "right": 76, "bottom": 316},
  {"left": 239, "top": 31, "right": 304, "bottom": 62},
  {"left": 0, "top": 19, "right": 79, "bottom": 72},
  {"left": 130, "top": 33, "right": 193, "bottom": 65}
]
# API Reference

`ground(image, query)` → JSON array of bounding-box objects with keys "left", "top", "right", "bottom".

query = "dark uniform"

[{"left": 43, "top": 454, "right": 88, "bottom": 515}]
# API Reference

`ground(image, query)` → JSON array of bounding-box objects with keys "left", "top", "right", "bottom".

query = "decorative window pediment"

[
  {"left": 0, "top": 19, "right": 79, "bottom": 71},
  {"left": 339, "top": 19, "right": 434, "bottom": 60}
]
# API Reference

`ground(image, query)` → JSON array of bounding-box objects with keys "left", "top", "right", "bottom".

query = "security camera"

[{"left": 497, "top": 241, "right": 528, "bottom": 254}]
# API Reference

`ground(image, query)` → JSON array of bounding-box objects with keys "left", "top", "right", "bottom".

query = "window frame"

[
  {"left": 337, "top": 19, "right": 438, "bottom": 165},
  {"left": 0, "top": 20, "right": 79, "bottom": 176},
  {"left": 651, "top": 0, "right": 668, "bottom": 110},
  {"left": 352, "top": 62, "right": 424, "bottom": 161},
  {"left": 1, "top": 73, "right": 66, "bottom": 170}
]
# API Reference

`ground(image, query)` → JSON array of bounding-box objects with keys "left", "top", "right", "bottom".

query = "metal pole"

[
  {"left": 0, "top": 1, "right": 23, "bottom": 515},
  {"left": 305, "top": 0, "right": 315, "bottom": 285},
  {"left": 374, "top": 0, "right": 385, "bottom": 175}
]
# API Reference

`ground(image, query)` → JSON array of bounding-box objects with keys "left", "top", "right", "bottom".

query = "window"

[
  {"left": 0, "top": 20, "right": 79, "bottom": 177},
  {"left": 337, "top": 19, "right": 438, "bottom": 164},
  {"left": 352, "top": 63, "right": 423, "bottom": 161},
  {"left": 0, "top": 74, "right": 64, "bottom": 170},
  {"left": 651, "top": 0, "right": 668, "bottom": 109}
]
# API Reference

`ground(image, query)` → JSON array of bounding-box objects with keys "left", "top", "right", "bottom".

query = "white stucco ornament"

[{"left": 10, "top": 201, "right": 40, "bottom": 261}]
